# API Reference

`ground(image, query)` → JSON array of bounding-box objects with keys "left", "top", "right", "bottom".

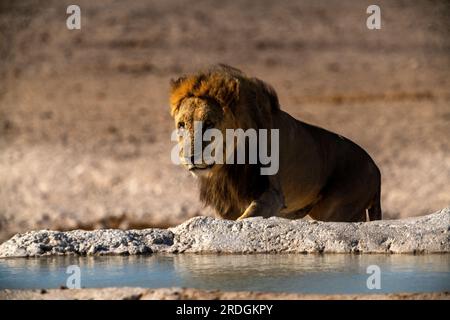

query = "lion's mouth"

[{"left": 188, "top": 163, "right": 214, "bottom": 171}]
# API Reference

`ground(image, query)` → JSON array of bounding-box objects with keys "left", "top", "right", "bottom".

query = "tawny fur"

[{"left": 170, "top": 64, "right": 382, "bottom": 222}]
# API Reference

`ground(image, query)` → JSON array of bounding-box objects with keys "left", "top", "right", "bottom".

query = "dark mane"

[{"left": 199, "top": 164, "right": 270, "bottom": 219}]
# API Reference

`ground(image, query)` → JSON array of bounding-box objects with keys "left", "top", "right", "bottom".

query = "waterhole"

[{"left": 1, "top": 254, "right": 449, "bottom": 294}]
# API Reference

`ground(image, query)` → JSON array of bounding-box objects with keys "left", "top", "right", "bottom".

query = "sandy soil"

[
  {"left": 1, "top": 287, "right": 449, "bottom": 300},
  {"left": 0, "top": 0, "right": 449, "bottom": 242}
]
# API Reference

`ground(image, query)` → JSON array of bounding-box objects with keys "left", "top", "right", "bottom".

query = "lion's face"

[{"left": 174, "top": 96, "right": 234, "bottom": 177}]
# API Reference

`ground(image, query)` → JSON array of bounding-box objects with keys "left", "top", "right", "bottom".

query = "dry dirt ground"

[
  {"left": 1, "top": 287, "right": 449, "bottom": 300},
  {"left": 0, "top": 0, "right": 449, "bottom": 242}
]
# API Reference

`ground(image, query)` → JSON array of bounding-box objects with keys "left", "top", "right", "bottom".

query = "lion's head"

[{"left": 169, "top": 64, "right": 279, "bottom": 177}]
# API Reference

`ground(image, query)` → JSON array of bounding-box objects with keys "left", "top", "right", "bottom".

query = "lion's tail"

[{"left": 368, "top": 187, "right": 382, "bottom": 221}]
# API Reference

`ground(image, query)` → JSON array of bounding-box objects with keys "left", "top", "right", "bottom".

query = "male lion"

[{"left": 170, "top": 64, "right": 381, "bottom": 222}]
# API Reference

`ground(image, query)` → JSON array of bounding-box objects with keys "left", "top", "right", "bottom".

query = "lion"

[{"left": 169, "top": 64, "right": 382, "bottom": 222}]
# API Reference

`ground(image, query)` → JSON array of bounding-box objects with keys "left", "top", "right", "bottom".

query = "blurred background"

[{"left": 0, "top": 0, "right": 449, "bottom": 242}]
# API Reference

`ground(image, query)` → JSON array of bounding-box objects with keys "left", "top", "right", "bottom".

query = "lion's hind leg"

[{"left": 367, "top": 188, "right": 382, "bottom": 221}]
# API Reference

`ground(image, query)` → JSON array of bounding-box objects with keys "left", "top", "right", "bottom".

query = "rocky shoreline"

[{"left": 1, "top": 208, "right": 449, "bottom": 257}]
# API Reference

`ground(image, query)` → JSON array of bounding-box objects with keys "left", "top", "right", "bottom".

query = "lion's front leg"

[{"left": 237, "top": 188, "right": 285, "bottom": 220}]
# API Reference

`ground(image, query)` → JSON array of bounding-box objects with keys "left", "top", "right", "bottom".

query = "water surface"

[{"left": 1, "top": 254, "right": 449, "bottom": 294}]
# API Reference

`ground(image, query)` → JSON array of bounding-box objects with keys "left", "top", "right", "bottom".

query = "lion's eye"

[{"left": 177, "top": 122, "right": 185, "bottom": 129}]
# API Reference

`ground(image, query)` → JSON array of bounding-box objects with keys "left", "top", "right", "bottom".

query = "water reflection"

[{"left": 171, "top": 254, "right": 450, "bottom": 293}]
